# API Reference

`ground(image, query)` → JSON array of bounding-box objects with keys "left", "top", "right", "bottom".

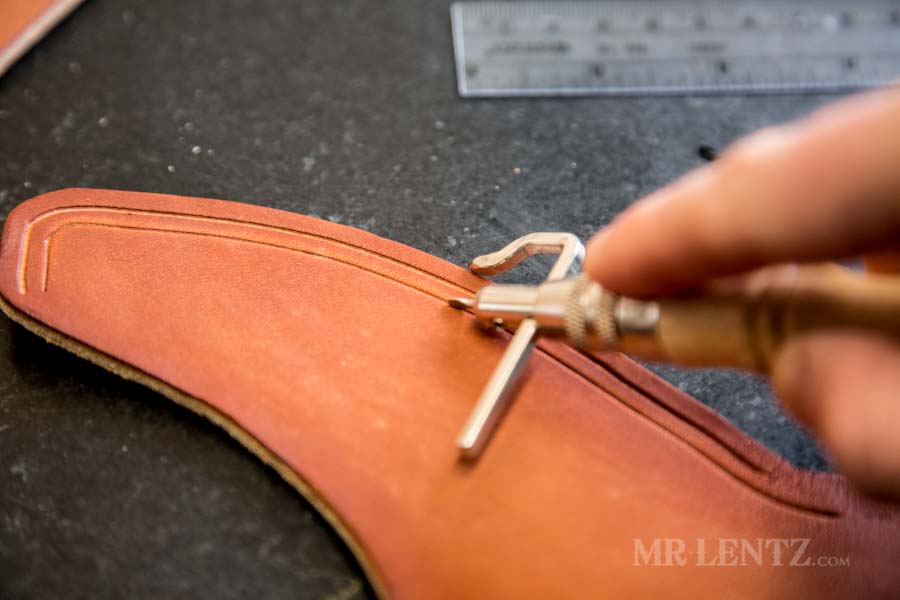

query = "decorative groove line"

[{"left": 10, "top": 203, "right": 842, "bottom": 516}]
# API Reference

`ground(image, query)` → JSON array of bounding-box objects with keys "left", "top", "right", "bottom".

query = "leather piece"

[
  {"left": 0, "top": 0, "right": 85, "bottom": 77},
  {"left": 1, "top": 189, "right": 898, "bottom": 599}
]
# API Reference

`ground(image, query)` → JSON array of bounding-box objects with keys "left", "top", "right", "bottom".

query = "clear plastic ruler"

[{"left": 451, "top": 1, "right": 900, "bottom": 96}]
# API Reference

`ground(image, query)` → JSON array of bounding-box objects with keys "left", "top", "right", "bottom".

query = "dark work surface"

[{"left": 0, "top": 1, "right": 841, "bottom": 598}]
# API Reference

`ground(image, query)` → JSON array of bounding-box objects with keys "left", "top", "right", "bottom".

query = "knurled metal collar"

[
  {"left": 591, "top": 285, "right": 619, "bottom": 350},
  {"left": 564, "top": 274, "right": 591, "bottom": 349},
  {"left": 564, "top": 273, "right": 618, "bottom": 350}
]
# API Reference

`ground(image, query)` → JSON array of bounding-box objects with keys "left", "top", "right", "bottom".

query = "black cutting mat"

[{"left": 0, "top": 1, "right": 836, "bottom": 598}]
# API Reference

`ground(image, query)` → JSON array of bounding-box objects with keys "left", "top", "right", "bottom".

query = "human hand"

[{"left": 583, "top": 87, "right": 900, "bottom": 499}]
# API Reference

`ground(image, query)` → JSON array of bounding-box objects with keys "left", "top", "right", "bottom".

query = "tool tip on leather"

[{"left": 448, "top": 297, "right": 475, "bottom": 310}]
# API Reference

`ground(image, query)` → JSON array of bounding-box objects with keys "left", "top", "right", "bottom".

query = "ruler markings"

[{"left": 452, "top": 1, "right": 900, "bottom": 96}]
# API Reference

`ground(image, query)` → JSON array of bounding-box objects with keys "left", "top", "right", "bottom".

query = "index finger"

[{"left": 583, "top": 86, "right": 900, "bottom": 297}]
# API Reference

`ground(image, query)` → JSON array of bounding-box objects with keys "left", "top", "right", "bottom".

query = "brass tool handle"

[{"left": 640, "top": 264, "right": 900, "bottom": 372}]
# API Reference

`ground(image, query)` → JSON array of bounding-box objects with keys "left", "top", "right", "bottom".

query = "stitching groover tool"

[
  {"left": 451, "top": 232, "right": 900, "bottom": 460},
  {"left": 450, "top": 232, "right": 585, "bottom": 460}
]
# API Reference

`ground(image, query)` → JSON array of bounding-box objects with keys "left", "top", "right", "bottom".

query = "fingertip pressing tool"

[{"left": 450, "top": 232, "right": 900, "bottom": 460}]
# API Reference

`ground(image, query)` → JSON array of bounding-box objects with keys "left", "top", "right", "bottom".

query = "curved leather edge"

[
  {"left": 0, "top": 0, "right": 85, "bottom": 77},
  {"left": 6, "top": 188, "right": 900, "bottom": 598},
  {"left": 0, "top": 291, "right": 391, "bottom": 600},
  {"left": 0, "top": 188, "right": 867, "bottom": 518}
]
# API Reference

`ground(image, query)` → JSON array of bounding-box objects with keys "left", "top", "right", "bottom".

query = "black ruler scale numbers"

[{"left": 451, "top": 1, "right": 900, "bottom": 96}]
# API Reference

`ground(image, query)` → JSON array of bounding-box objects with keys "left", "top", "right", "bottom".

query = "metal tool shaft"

[{"left": 456, "top": 319, "right": 538, "bottom": 459}]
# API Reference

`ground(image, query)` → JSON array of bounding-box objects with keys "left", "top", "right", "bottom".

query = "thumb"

[{"left": 772, "top": 331, "right": 900, "bottom": 500}]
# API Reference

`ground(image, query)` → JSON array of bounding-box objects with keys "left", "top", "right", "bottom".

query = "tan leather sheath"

[{"left": 1, "top": 189, "right": 899, "bottom": 599}]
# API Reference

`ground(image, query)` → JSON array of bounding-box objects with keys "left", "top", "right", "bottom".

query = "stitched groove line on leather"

[
  {"left": 14, "top": 207, "right": 812, "bottom": 506},
  {"left": 15, "top": 205, "right": 477, "bottom": 296},
  {"left": 3, "top": 195, "right": 843, "bottom": 517},
  {"left": 34, "top": 222, "right": 465, "bottom": 303}
]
